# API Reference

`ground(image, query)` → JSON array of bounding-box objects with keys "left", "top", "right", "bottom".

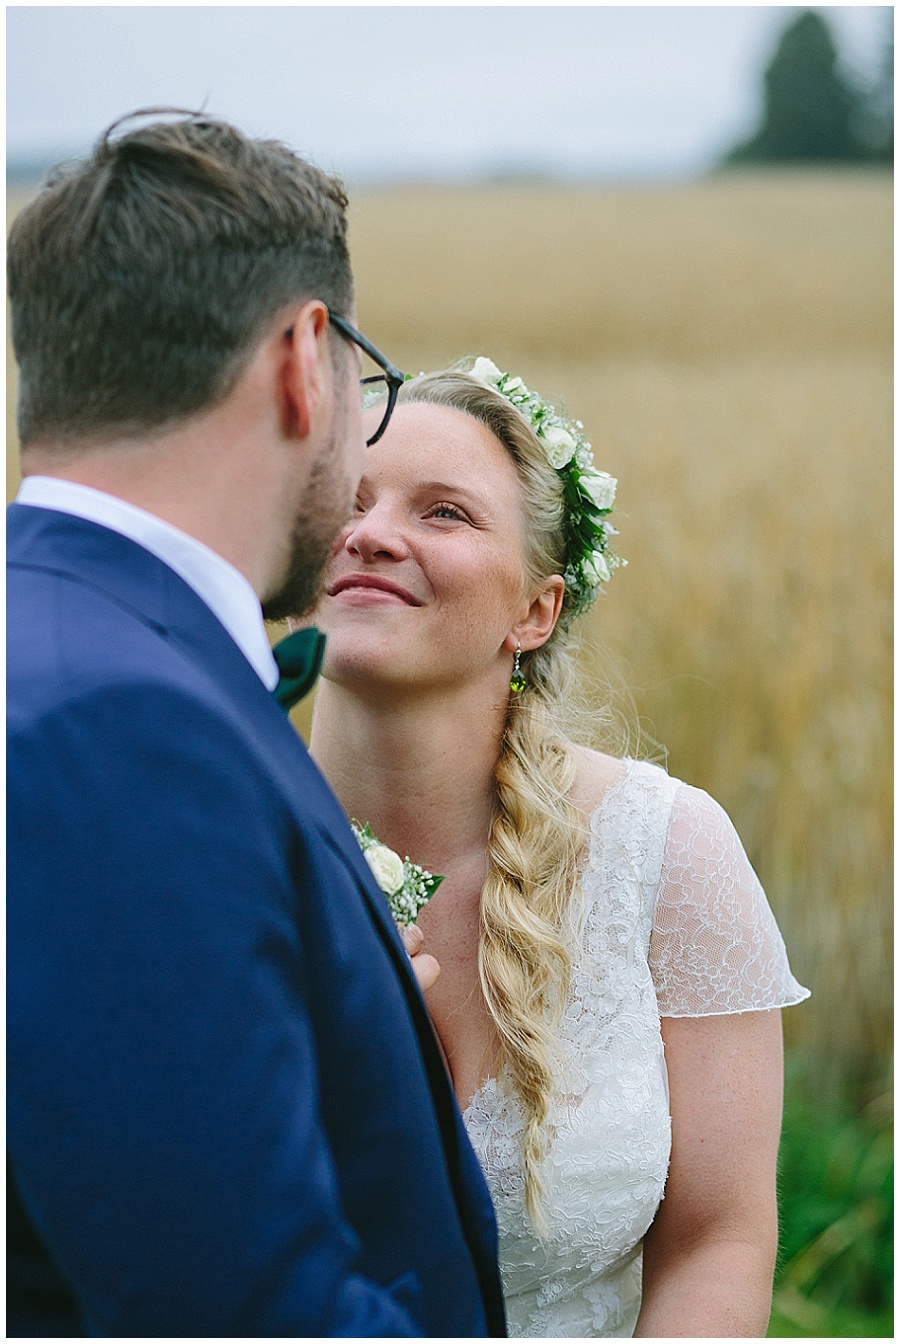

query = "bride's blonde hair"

[{"left": 396, "top": 369, "right": 590, "bottom": 1228}]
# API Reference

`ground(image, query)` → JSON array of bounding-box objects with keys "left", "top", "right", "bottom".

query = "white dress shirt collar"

[{"left": 15, "top": 475, "right": 280, "bottom": 691}]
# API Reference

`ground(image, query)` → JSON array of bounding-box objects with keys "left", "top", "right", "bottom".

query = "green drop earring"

[{"left": 510, "top": 643, "right": 527, "bottom": 694}]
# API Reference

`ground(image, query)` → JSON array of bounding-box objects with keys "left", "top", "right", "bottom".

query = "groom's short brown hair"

[{"left": 8, "top": 108, "right": 354, "bottom": 446}]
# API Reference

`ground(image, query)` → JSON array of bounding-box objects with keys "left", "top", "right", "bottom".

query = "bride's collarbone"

[
  {"left": 444, "top": 1022, "right": 502, "bottom": 1115},
  {"left": 416, "top": 892, "right": 499, "bottom": 1109}
]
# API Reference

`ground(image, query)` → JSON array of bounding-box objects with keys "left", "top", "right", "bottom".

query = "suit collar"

[
  {"left": 8, "top": 503, "right": 273, "bottom": 704},
  {"left": 10, "top": 490, "right": 278, "bottom": 689}
]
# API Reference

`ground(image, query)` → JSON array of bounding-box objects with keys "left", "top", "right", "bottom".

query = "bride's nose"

[{"left": 341, "top": 500, "right": 411, "bottom": 563}]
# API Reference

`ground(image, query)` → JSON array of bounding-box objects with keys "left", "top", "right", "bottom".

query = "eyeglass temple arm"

[{"left": 328, "top": 312, "right": 405, "bottom": 386}]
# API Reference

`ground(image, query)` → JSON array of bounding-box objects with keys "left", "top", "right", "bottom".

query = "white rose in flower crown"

[
  {"left": 542, "top": 425, "right": 577, "bottom": 469},
  {"left": 470, "top": 357, "right": 503, "bottom": 386},
  {"left": 582, "top": 551, "right": 612, "bottom": 586},
  {"left": 364, "top": 844, "right": 406, "bottom": 896},
  {"left": 581, "top": 470, "right": 617, "bottom": 512}
]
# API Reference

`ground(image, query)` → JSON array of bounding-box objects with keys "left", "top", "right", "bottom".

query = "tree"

[
  {"left": 856, "top": 11, "right": 893, "bottom": 162},
  {"left": 727, "top": 10, "right": 868, "bottom": 164}
]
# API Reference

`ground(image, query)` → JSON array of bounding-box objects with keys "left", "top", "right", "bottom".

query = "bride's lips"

[{"left": 328, "top": 574, "right": 421, "bottom": 606}]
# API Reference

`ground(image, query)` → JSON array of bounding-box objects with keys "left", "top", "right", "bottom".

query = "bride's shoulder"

[
  {"left": 565, "top": 743, "right": 679, "bottom": 820},
  {"left": 565, "top": 742, "right": 631, "bottom": 817}
]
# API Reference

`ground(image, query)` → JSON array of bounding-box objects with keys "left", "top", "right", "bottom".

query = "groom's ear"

[
  {"left": 279, "top": 300, "right": 331, "bottom": 440},
  {"left": 507, "top": 576, "right": 566, "bottom": 653}
]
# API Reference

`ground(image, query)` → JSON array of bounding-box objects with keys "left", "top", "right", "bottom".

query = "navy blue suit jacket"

[{"left": 7, "top": 503, "right": 506, "bottom": 1338}]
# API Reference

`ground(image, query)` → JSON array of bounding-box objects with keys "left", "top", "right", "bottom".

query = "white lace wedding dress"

[{"left": 463, "top": 759, "right": 809, "bottom": 1338}]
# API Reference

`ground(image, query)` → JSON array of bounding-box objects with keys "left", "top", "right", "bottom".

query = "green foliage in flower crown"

[{"left": 468, "top": 357, "right": 625, "bottom": 620}]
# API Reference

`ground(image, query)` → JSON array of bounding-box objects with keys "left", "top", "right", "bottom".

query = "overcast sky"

[{"left": 7, "top": 5, "right": 892, "bottom": 182}]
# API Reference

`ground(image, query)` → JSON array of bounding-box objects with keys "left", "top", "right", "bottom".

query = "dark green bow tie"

[{"left": 272, "top": 628, "right": 327, "bottom": 711}]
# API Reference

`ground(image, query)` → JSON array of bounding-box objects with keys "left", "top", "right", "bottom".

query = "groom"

[{"left": 7, "top": 110, "right": 505, "bottom": 1338}]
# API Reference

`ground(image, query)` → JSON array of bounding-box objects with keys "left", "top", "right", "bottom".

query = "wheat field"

[{"left": 7, "top": 169, "right": 892, "bottom": 1073}]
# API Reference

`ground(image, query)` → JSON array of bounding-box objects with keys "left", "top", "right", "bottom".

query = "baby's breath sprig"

[
  {"left": 468, "top": 357, "right": 625, "bottom": 618},
  {"left": 351, "top": 821, "right": 445, "bottom": 927}
]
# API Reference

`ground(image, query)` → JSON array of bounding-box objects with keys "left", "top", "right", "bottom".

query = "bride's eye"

[{"left": 427, "top": 502, "right": 468, "bottom": 522}]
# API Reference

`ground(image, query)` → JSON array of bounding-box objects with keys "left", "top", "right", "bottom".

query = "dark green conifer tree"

[
  {"left": 727, "top": 10, "right": 867, "bottom": 163},
  {"left": 857, "top": 14, "right": 893, "bottom": 162}
]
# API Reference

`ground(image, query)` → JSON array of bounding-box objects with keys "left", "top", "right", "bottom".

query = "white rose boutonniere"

[
  {"left": 363, "top": 844, "right": 405, "bottom": 895},
  {"left": 351, "top": 821, "right": 445, "bottom": 926}
]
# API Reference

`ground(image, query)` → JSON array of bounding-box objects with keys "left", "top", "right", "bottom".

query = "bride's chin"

[{"left": 319, "top": 647, "right": 401, "bottom": 691}]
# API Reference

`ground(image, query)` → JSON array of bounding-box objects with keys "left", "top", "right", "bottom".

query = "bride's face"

[{"left": 314, "top": 400, "right": 535, "bottom": 693}]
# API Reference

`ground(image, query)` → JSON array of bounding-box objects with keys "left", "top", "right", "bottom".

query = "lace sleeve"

[{"left": 648, "top": 782, "right": 810, "bottom": 1017}]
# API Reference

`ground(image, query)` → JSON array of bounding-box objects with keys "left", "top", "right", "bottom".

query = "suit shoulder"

[{"left": 10, "top": 563, "right": 229, "bottom": 722}]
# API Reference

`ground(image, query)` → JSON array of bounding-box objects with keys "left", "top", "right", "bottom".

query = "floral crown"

[{"left": 467, "top": 357, "right": 624, "bottom": 618}]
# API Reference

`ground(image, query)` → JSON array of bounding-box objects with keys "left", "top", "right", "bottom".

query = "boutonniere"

[{"left": 351, "top": 821, "right": 444, "bottom": 926}]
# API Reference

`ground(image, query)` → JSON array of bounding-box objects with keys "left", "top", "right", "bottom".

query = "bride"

[{"left": 305, "top": 357, "right": 809, "bottom": 1337}]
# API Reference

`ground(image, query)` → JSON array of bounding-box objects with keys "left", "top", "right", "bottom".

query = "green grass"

[
  {"left": 768, "top": 1303, "right": 894, "bottom": 1339},
  {"left": 769, "top": 1056, "right": 893, "bottom": 1337}
]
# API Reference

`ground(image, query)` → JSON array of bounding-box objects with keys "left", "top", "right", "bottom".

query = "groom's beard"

[{"left": 262, "top": 427, "right": 354, "bottom": 624}]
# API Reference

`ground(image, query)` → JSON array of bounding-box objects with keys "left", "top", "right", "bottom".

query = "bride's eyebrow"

[{"left": 416, "top": 480, "right": 492, "bottom": 509}]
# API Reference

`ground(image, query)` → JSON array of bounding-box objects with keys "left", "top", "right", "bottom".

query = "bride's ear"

[{"left": 506, "top": 576, "right": 566, "bottom": 653}]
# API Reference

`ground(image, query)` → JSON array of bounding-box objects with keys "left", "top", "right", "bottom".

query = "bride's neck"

[{"left": 310, "top": 679, "right": 505, "bottom": 861}]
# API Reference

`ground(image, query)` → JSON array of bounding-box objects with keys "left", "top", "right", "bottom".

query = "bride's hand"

[{"left": 400, "top": 922, "right": 441, "bottom": 993}]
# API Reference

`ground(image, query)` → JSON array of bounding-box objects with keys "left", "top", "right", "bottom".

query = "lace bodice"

[{"left": 463, "top": 760, "right": 809, "bottom": 1338}]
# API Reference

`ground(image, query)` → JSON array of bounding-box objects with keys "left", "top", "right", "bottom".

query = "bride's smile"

[{"left": 327, "top": 572, "right": 422, "bottom": 605}]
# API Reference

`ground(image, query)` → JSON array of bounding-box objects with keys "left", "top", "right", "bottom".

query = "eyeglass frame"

[
  {"left": 328, "top": 311, "right": 406, "bottom": 446},
  {"left": 283, "top": 310, "right": 406, "bottom": 447}
]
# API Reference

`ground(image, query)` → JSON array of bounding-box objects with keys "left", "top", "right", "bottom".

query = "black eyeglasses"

[{"left": 328, "top": 312, "right": 406, "bottom": 446}]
